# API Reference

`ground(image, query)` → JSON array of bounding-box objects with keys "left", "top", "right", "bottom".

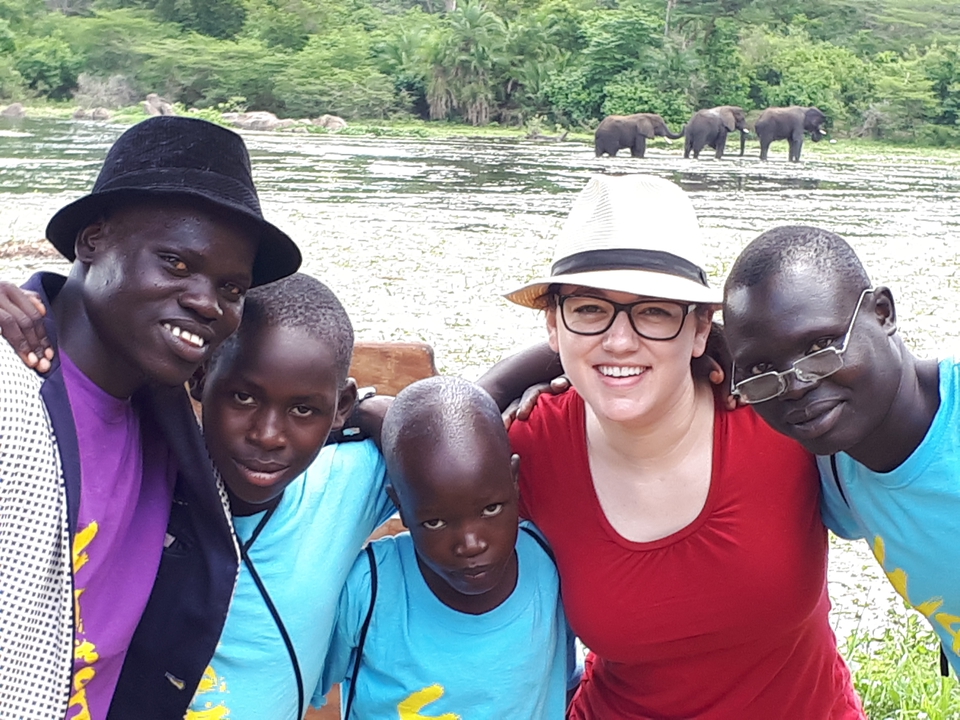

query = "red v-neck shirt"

[{"left": 509, "top": 390, "right": 862, "bottom": 720}]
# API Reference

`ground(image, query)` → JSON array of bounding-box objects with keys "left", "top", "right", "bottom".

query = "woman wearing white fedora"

[{"left": 484, "top": 175, "right": 864, "bottom": 719}]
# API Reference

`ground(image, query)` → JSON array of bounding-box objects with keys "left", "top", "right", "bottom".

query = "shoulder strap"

[
  {"left": 829, "top": 454, "right": 850, "bottom": 507},
  {"left": 343, "top": 544, "right": 378, "bottom": 720},
  {"left": 240, "top": 507, "right": 306, "bottom": 720},
  {"left": 520, "top": 524, "right": 556, "bottom": 564}
]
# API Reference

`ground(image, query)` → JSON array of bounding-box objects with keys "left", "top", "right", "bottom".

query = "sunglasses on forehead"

[{"left": 730, "top": 288, "right": 874, "bottom": 405}]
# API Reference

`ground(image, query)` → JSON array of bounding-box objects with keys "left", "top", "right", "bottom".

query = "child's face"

[
  {"left": 201, "top": 323, "right": 355, "bottom": 513},
  {"left": 392, "top": 433, "right": 520, "bottom": 614},
  {"left": 723, "top": 270, "right": 899, "bottom": 456}
]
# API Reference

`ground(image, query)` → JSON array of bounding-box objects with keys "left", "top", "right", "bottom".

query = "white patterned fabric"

[{"left": 0, "top": 341, "right": 73, "bottom": 718}]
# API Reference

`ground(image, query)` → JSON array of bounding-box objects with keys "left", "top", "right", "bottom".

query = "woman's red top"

[{"left": 509, "top": 390, "right": 863, "bottom": 720}]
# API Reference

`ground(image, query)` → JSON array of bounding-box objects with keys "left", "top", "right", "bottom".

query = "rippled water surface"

[{"left": 4, "top": 117, "right": 960, "bottom": 644}]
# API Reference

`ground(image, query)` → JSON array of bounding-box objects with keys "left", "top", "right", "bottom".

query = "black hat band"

[{"left": 551, "top": 249, "right": 708, "bottom": 286}]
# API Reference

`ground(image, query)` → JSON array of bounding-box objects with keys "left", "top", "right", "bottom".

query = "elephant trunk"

[
  {"left": 739, "top": 129, "right": 747, "bottom": 156},
  {"left": 664, "top": 125, "right": 684, "bottom": 140}
]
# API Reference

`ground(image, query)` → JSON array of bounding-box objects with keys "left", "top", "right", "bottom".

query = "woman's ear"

[
  {"left": 545, "top": 307, "right": 560, "bottom": 353},
  {"left": 691, "top": 305, "right": 718, "bottom": 358}
]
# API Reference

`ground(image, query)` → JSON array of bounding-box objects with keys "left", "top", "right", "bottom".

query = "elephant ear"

[
  {"left": 719, "top": 109, "right": 736, "bottom": 132},
  {"left": 635, "top": 116, "right": 653, "bottom": 137}
]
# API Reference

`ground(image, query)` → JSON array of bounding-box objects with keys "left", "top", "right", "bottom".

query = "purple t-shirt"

[{"left": 61, "top": 352, "right": 176, "bottom": 720}]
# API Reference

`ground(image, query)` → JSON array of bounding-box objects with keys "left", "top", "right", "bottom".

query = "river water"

[{"left": 4, "top": 117, "right": 959, "bottom": 651}]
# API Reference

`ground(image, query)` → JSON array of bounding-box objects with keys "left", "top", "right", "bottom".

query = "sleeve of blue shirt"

[
  {"left": 312, "top": 540, "right": 376, "bottom": 708},
  {"left": 817, "top": 455, "right": 865, "bottom": 540},
  {"left": 307, "top": 441, "right": 392, "bottom": 709}
]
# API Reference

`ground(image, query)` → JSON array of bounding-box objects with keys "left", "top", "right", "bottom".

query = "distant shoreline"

[{"left": 5, "top": 104, "right": 960, "bottom": 161}]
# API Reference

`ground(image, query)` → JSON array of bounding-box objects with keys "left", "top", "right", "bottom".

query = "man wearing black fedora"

[{"left": 0, "top": 116, "right": 300, "bottom": 719}]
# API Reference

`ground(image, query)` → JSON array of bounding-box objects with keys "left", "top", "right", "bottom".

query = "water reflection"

[{"left": 2, "top": 118, "right": 959, "bottom": 643}]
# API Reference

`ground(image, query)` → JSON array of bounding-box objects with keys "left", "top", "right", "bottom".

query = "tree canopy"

[{"left": 2, "top": 0, "right": 960, "bottom": 143}]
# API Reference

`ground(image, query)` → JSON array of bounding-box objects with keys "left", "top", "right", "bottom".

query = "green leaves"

[
  {"left": 1, "top": 0, "right": 959, "bottom": 146},
  {"left": 13, "top": 32, "right": 81, "bottom": 98},
  {"left": 742, "top": 27, "right": 876, "bottom": 126}
]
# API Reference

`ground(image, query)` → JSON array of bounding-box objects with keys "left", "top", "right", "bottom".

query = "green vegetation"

[
  {"left": 0, "top": 0, "right": 960, "bottom": 145},
  {"left": 845, "top": 611, "right": 960, "bottom": 719},
  {"left": 2, "top": 0, "right": 960, "bottom": 143}
]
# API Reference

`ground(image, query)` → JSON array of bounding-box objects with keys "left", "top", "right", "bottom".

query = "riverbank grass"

[{"left": 846, "top": 610, "right": 960, "bottom": 719}]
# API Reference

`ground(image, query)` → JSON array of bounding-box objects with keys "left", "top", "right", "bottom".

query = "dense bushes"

[{"left": 2, "top": 0, "right": 960, "bottom": 143}]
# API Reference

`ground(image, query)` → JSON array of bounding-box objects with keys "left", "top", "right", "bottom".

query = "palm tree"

[{"left": 424, "top": 1, "right": 506, "bottom": 124}]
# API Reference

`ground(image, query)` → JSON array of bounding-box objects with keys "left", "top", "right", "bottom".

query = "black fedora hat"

[{"left": 46, "top": 116, "right": 301, "bottom": 286}]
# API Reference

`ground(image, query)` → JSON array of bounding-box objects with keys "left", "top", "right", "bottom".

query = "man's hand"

[
  {"left": 502, "top": 376, "right": 570, "bottom": 431},
  {"left": 0, "top": 282, "right": 53, "bottom": 373}
]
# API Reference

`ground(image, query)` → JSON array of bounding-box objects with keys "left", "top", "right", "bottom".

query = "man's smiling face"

[
  {"left": 79, "top": 198, "right": 257, "bottom": 396},
  {"left": 724, "top": 269, "right": 901, "bottom": 456}
]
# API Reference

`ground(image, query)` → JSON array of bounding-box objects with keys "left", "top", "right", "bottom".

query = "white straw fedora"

[{"left": 505, "top": 174, "right": 721, "bottom": 308}]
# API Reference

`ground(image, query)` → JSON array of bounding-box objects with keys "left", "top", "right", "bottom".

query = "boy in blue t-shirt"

[
  {"left": 722, "top": 225, "right": 960, "bottom": 674},
  {"left": 183, "top": 272, "right": 396, "bottom": 719},
  {"left": 322, "top": 376, "right": 576, "bottom": 719}
]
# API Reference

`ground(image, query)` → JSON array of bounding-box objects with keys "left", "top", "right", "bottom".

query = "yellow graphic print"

[
  {"left": 873, "top": 536, "right": 959, "bottom": 654},
  {"left": 398, "top": 685, "right": 461, "bottom": 720},
  {"left": 68, "top": 522, "right": 99, "bottom": 720},
  {"left": 185, "top": 666, "right": 231, "bottom": 719}
]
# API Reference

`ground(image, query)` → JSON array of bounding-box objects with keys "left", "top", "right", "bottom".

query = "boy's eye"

[
  {"left": 160, "top": 254, "right": 188, "bottom": 272},
  {"left": 222, "top": 282, "right": 245, "bottom": 301},
  {"left": 233, "top": 392, "right": 256, "bottom": 406},
  {"left": 290, "top": 405, "right": 315, "bottom": 418},
  {"left": 422, "top": 519, "right": 446, "bottom": 530},
  {"left": 481, "top": 503, "right": 504, "bottom": 518}
]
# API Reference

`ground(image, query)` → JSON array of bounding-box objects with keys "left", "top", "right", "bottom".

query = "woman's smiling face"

[{"left": 546, "top": 285, "right": 712, "bottom": 427}]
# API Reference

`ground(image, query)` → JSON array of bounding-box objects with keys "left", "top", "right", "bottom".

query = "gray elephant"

[
  {"left": 683, "top": 106, "right": 747, "bottom": 160},
  {"left": 755, "top": 106, "right": 828, "bottom": 162},
  {"left": 594, "top": 113, "right": 684, "bottom": 158}
]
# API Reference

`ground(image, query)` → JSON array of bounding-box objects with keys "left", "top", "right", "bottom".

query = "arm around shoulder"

[{"left": 477, "top": 342, "right": 562, "bottom": 412}]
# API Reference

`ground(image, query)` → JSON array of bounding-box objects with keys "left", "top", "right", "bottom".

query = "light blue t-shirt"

[
  {"left": 186, "top": 440, "right": 394, "bottom": 720},
  {"left": 321, "top": 525, "right": 575, "bottom": 719},
  {"left": 820, "top": 357, "right": 960, "bottom": 671}
]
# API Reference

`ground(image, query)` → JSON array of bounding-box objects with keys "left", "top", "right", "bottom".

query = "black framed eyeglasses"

[
  {"left": 731, "top": 288, "right": 874, "bottom": 405},
  {"left": 558, "top": 295, "right": 697, "bottom": 341}
]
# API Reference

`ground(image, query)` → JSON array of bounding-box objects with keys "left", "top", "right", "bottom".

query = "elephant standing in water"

[
  {"left": 755, "top": 106, "right": 828, "bottom": 162},
  {"left": 594, "top": 113, "right": 684, "bottom": 158},
  {"left": 683, "top": 106, "right": 748, "bottom": 159}
]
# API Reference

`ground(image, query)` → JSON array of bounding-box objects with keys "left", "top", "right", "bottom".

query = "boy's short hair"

[
  {"left": 725, "top": 225, "right": 871, "bottom": 292},
  {"left": 211, "top": 273, "right": 355, "bottom": 385},
  {"left": 382, "top": 377, "right": 508, "bottom": 486}
]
